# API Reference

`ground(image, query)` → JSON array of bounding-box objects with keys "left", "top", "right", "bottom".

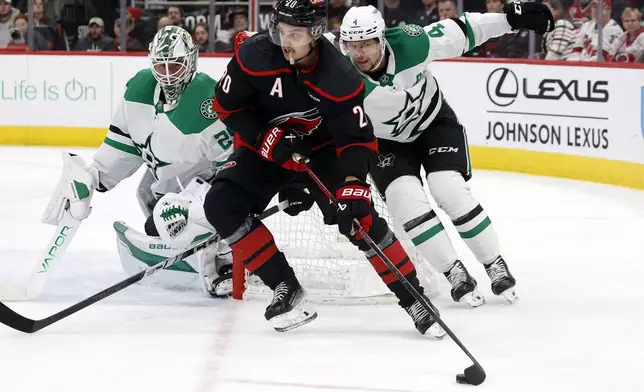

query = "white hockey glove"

[
  {"left": 41, "top": 152, "right": 99, "bottom": 225},
  {"left": 153, "top": 178, "right": 216, "bottom": 249}
]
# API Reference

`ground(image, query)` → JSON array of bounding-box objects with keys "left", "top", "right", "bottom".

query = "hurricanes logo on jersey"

[
  {"left": 402, "top": 24, "right": 423, "bottom": 37},
  {"left": 200, "top": 99, "right": 218, "bottom": 120},
  {"left": 270, "top": 108, "right": 322, "bottom": 136},
  {"left": 383, "top": 77, "right": 428, "bottom": 138}
]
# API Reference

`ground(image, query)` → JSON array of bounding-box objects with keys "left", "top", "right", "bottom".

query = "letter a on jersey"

[{"left": 270, "top": 77, "right": 283, "bottom": 98}]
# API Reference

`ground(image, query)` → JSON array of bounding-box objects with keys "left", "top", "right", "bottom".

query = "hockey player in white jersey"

[
  {"left": 338, "top": 3, "right": 553, "bottom": 306},
  {"left": 41, "top": 26, "right": 235, "bottom": 297}
]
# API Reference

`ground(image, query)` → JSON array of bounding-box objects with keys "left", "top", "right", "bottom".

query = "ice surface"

[{"left": 1, "top": 146, "right": 643, "bottom": 392}]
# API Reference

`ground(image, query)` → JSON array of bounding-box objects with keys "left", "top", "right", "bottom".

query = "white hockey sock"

[
  {"left": 385, "top": 176, "right": 458, "bottom": 273},
  {"left": 427, "top": 171, "right": 501, "bottom": 265},
  {"left": 452, "top": 204, "right": 500, "bottom": 265}
]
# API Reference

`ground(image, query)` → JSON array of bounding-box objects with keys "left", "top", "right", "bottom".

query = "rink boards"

[{"left": 0, "top": 53, "right": 642, "bottom": 189}]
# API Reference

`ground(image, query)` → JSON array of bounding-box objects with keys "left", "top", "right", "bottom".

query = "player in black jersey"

[{"left": 204, "top": 0, "right": 445, "bottom": 337}]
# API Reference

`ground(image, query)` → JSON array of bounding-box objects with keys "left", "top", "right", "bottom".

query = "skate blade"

[
  {"left": 461, "top": 290, "right": 486, "bottom": 308},
  {"left": 499, "top": 287, "right": 518, "bottom": 304},
  {"left": 425, "top": 323, "right": 447, "bottom": 340},
  {"left": 273, "top": 309, "right": 318, "bottom": 332}
]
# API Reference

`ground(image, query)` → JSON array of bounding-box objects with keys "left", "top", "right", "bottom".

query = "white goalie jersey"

[{"left": 93, "top": 69, "right": 233, "bottom": 197}]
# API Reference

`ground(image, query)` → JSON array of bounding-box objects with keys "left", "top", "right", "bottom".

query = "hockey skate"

[
  {"left": 264, "top": 278, "right": 317, "bottom": 332},
  {"left": 199, "top": 247, "right": 233, "bottom": 298},
  {"left": 484, "top": 256, "right": 518, "bottom": 304},
  {"left": 444, "top": 261, "right": 486, "bottom": 308},
  {"left": 404, "top": 296, "right": 446, "bottom": 339}
]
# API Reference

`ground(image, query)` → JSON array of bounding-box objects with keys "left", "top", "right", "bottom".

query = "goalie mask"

[
  {"left": 340, "top": 6, "right": 387, "bottom": 73},
  {"left": 149, "top": 26, "right": 198, "bottom": 103}
]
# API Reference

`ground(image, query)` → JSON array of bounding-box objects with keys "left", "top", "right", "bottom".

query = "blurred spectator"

[
  {"left": 328, "top": 16, "right": 342, "bottom": 33},
  {"left": 496, "top": 28, "right": 532, "bottom": 58},
  {"left": 568, "top": 1, "right": 592, "bottom": 29},
  {"left": 8, "top": 12, "right": 48, "bottom": 49},
  {"left": 568, "top": 0, "right": 623, "bottom": 61},
  {"left": 539, "top": 0, "right": 576, "bottom": 59},
  {"left": 32, "top": 0, "right": 56, "bottom": 48},
  {"left": 383, "top": 0, "right": 412, "bottom": 27},
  {"left": 608, "top": 7, "right": 643, "bottom": 62},
  {"left": 167, "top": 5, "right": 191, "bottom": 34},
  {"left": 465, "top": 0, "right": 505, "bottom": 56},
  {"left": 485, "top": 0, "right": 504, "bottom": 14},
  {"left": 194, "top": 22, "right": 231, "bottom": 53},
  {"left": 231, "top": 7, "right": 249, "bottom": 33},
  {"left": 438, "top": 0, "right": 458, "bottom": 20},
  {"left": 74, "top": 17, "right": 113, "bottom": 52},
  {"left": 157, "top": 16, "right": 172, "bottom": 32},
  {"left": 0, "top": 0, "right": 19, "bottom": 47},
  {"left": 329, "top": 0, "right": 350, "bottom": 20},
  {"left": 110, "top": 17, "right": 144, "bottom": 51},
  {"left": 463, "top": 0, "right": 486, "bottom": 13},
  {"left": 415, "top": 0, "right": 439, "bottom": 26},
  {"left": 126, "top": 7, "right": 152, "bottom": 49}
]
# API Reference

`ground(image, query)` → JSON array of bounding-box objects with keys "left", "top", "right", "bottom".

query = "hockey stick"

[
  {"left": 0, "top": 200, "right": 290, "bottom": 334},
  {"left": 0, "top": 208, "right": 82, "bottom": 301},
  {"left": 294, "top": 154, "right": 486, "bottom": 386}
]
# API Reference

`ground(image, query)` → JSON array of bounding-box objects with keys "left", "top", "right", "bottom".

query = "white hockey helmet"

[{"left": 339, "top": 6, "right": 386, "bottom": 71}]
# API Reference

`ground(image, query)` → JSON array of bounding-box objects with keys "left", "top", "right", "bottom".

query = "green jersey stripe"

[{"left": 104, "top": 137, "right": 140, "bottom": 156}]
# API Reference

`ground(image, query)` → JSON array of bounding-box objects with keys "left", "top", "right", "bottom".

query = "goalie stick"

[
  {"left": 0, "top": 200, "right": 290, "bottom": 334},
  {"left": 0, "top": 208, "right": 81, "bottom": 301},
  {"left": 294, "top": 154, "right": 487, "bottom": 386}
]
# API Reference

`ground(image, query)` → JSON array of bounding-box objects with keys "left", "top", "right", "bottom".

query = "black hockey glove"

[
  {"left": 503, "top": 2, "right": 554, "bottom": 35},
  {"left": 335, "top": 180, "right": 374, "bottom": 240},
  {"left": 256, "top": 126, "right": 306, "bottom": 171},
  {"left": 279, "top": 186, "right": 315, "bottom": 216}
]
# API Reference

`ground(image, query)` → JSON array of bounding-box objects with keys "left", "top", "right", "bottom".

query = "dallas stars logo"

[
  {"left": 134, "top": 133, "right": 170, "bottom": 180},
  {"left": 377, "top": 153, "right": 395, "bottom": 168},
  {"left": 200, "top": 99, "right": 218, "bottom": 120},
  {"left": 383, "top": 77, "right": 428, "bottom": 138}
]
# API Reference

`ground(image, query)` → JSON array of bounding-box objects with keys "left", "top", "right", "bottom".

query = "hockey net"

[{"left": 233, "top": 181, "right": 440, "bottom": 304}]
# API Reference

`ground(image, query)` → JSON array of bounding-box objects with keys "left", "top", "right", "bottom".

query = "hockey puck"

[{"left": 456, "top": 374, "right": 469, "bottom": 384}]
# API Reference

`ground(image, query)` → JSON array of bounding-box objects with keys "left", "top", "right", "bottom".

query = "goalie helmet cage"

[{"left": 232, "top": 179, "right": 440, "bottom": 305}]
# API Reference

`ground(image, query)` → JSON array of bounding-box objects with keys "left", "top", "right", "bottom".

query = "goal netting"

[{"left": 233, "top": 182, "right": 441, "bottom": 305}]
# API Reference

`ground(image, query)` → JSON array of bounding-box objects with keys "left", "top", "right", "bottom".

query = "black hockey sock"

[
  {"left": 367, "top": 240, "right": 421, "bottom": 308},
  {"left": 229, "top": 221, "right": 295, "bottom": 290}
]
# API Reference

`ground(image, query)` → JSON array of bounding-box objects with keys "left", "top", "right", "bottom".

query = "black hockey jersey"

[{"left": 212, "top": 32, "right": 377, "bottom": 180}]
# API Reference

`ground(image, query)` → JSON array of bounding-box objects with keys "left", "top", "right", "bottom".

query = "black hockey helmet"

[{"left": 269, "top": 0, "right": 328, "bottom": 47}]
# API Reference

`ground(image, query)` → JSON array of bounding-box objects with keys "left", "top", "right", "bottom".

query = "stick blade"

[
  {"left": 459, "top": 364, "right": 486, "bottom": 386},
  {"left": 0, "top": 302, "right": 38, "bottom": 333}
]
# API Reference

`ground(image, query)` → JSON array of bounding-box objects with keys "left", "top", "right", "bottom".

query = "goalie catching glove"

[
  {"left": 152, "top": 177, "right": 217, "bottom": 249},
  {"left": 42, "top": 152, "right": 99, "bottom": 225}
]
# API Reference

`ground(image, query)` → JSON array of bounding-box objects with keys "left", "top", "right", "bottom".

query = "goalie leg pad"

[
  {"left": 384, "top": 175, "right": 459, "bottom": 273},
  {"left": 427, "top": 171, "right": 501, "bottom": 264}
]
